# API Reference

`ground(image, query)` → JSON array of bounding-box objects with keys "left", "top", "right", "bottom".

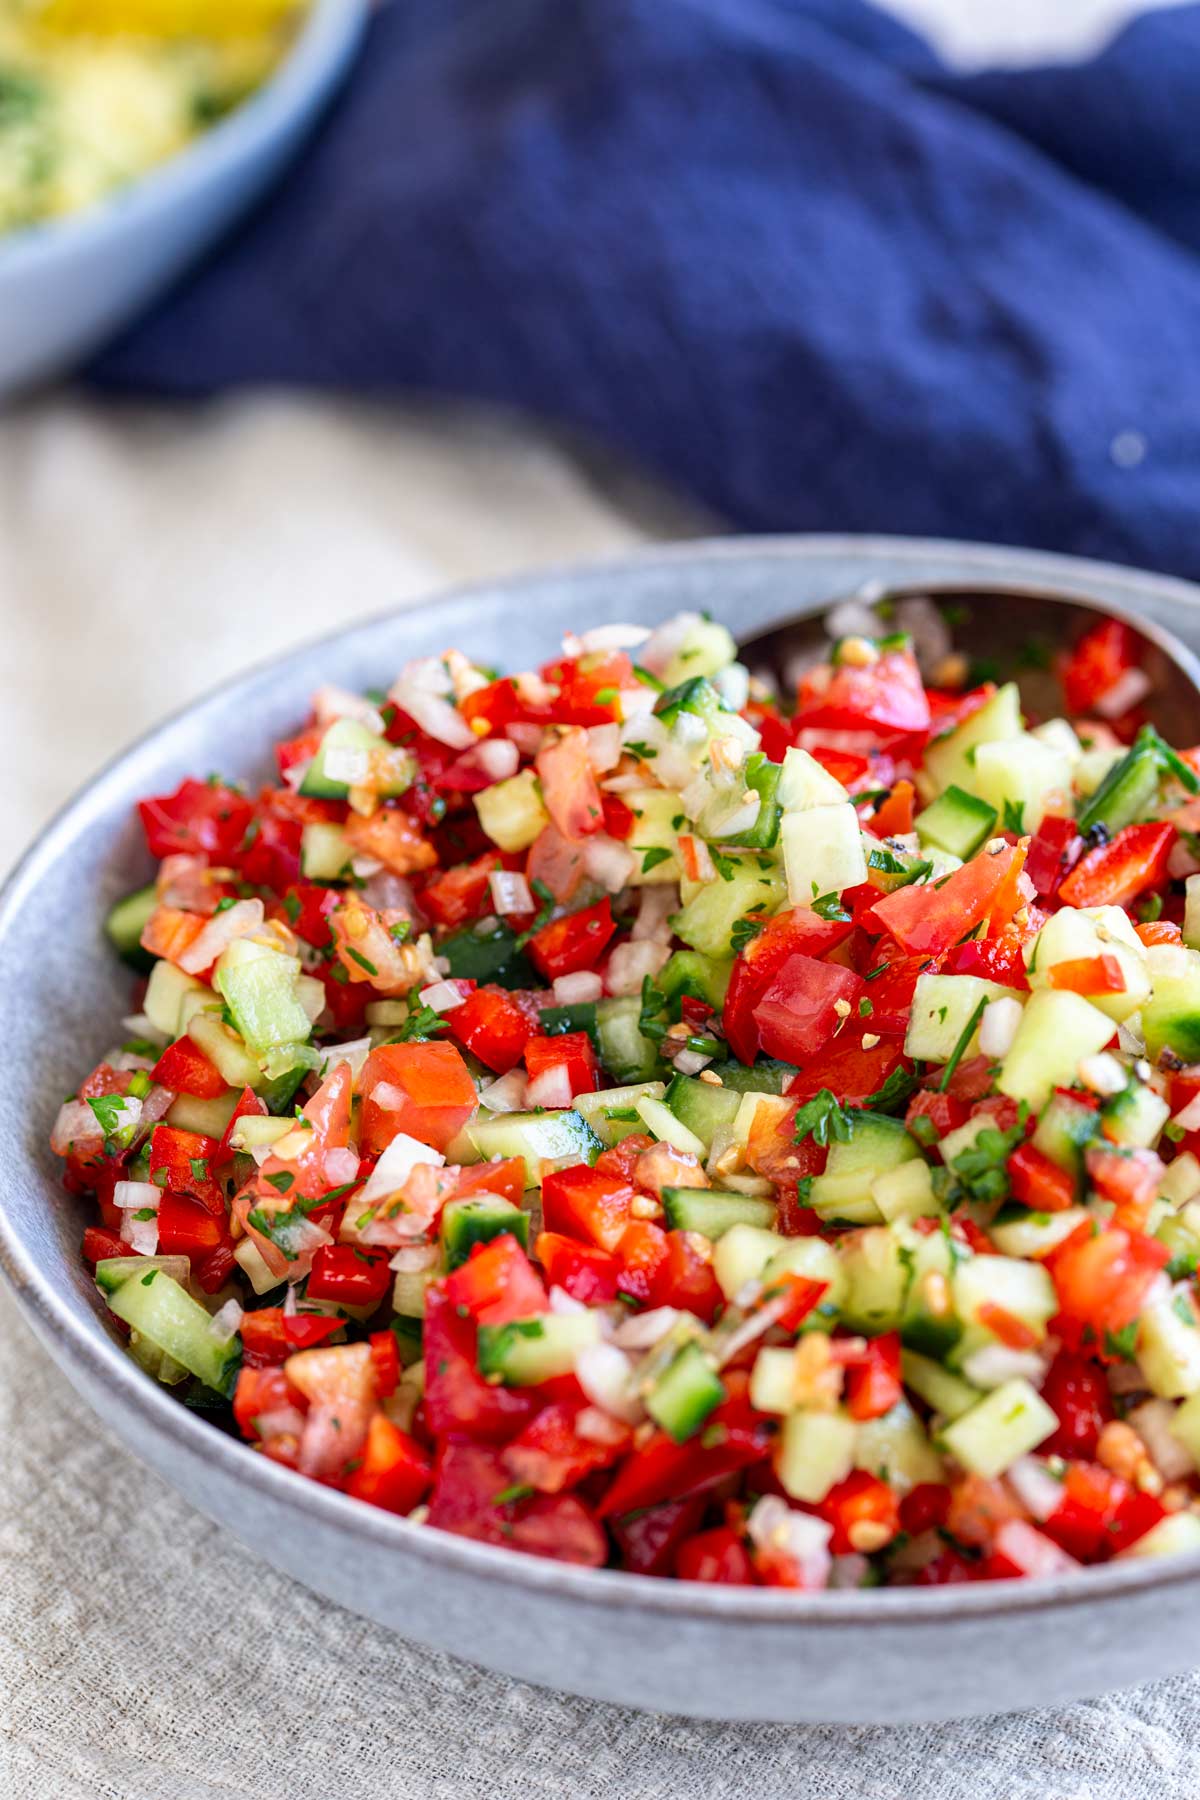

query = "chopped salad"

[{"left": 52, "top": 605, "right": 1200, "bottom": 1587}]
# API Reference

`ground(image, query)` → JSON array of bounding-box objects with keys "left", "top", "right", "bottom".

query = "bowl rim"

[
  {"left": 0, "top": 0, "right": 368, "bottom": 274},
  {"left": 7, "top": 530, "right": 1200, "bottom": 1629}
]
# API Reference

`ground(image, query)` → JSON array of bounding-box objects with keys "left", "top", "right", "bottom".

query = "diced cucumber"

[
  {"left": 664, "top": 1072, "right": 741, "bottom": 1151},
  {"left": 1101, "top": 1079, "right": 1170, "bottom": 1151},
  {"left": 873, "top": 1158, "right": 941, "bottom": 1223},
  {"left": 1160, "top": 1154, "right": 1200, "bottom": 1210},
  {"left": 990, "top": 1204, "right": 1090, "bottom": 1259},
  {"left": 474, "top": 769, "right": 549, "bottom": 853},
  {"left": 1077, "top": 731, "right": 1165, "bottom": 836},
  {"left": 901, "top": 1349, "right": 982, "bottom": 1422},
  {"left": 661, "top": 1187, "right": 776, "bottom": 1238},
  {"left": 939, "top": 1378, "right": 1057, "bottom": 1478},
  {"left": 775, "top": 1408, "right": 858, "bottom": 1503},
  {"left": 626, "top": 787, "right": 686, "bottom": 885},
  {"left": 215, "top": 938, "right": 313, "bottom": 1060},
  {"left": 750, "top": 1346, "right": 798, "bottom": 1414},
  {"left": 441, "top": 921, "right": 535, "bottom": 991},
  {"left": 780, "top": 803, "right": 867, "bottom": 907},
  {"left": 165, "top": 1089, "right": 240, "bottom": 1138},
  {"left": 1025, "top": 905, "right": 1150, "bottom": 1023},
  {"left": 716, "top": 1059, "right": 800, "bottom": 1096},
  {"left": 299, "top": 717, "right": 413, "bottom": 800},
  {"left": 854, "top": 1398, "right": 944, "bottom": 1490},
  {"left": 466, "top": 1109, "right": 601, "bottom": 1186},
  {"left": 1118, "top": 1511, "right": 1200, "bottom": 1559},
  {"left": 658, "top": 949, "right": 732, "bottom": 1014},
  {"left": 1186, "top": 874, "right": 1200, "bottom": 951},
  {"left": 104, "top": 882, "right": 158, "bottom": 972},
  {"left": 300, "top": 822, "right": 353, "bottom": 882},
  {"left": 904, "top": 972, "right": 1014, "bottom": 1064},
  {"left": 143, "top": 960, "right": 210, "bottom": 1039},
  {"left": 809, "top": 1114, "right": 920, "bottom": 1224},
  {"left": 652, "top": 674, "right": 728, "bottom": 734},
  {"left": 712, "top": 1223, "right": 783, "bottom": 1302},
  {"left": 1169, "top": 1389, "right": 1200, "bottom": 1466},
  {"left": 722, "top": 754, "right": 782, "bottom": 852},
  {"left": 924, "top": 682, "right": 1023, "bottom": 795},
  {"left": 967, "top": 734, "right": 1072, "bottom": 835},
  {"left": 761, "top": 1236, "right": 848, "bottom": 1318},
  {"left": 645, "top": 1341, "right": 725, "bottom": 1441},
  {"left": 838, "top": 1226, "right": 914, "bottom": 1334},
  {"left": 1032, "top": 1088, "right": 1102, "bottom": 1196},
  {"left": 674, "top": 861, "right": 784, "bottom": 960},
  {"left": 392, "top": 1262, "right": 438, "bottom": 1319},
  {"left": 635, "top": 1095, "right": 705, "bottom": 1157},
  {"left": 899, "top": 1228, "right": 962, "bottom": 1359},
  {"left": 951, "top": 1255, "right": 1057, "bottom": 1359},
  {"left": 595, "top": 994, "right": 661, "bottom": 1082},
  {"left": 477, "top": 1311, "right": 601, "bottom": 1384},
  {"left": 660, "top": 621, "right": 738, "bottom": 686},
  {"left": 573, "top": 1081, "right": 666, "bottom": 1147},
  {"left": 106, "top": 1268, "right": 241, "bottom": 1394},
  {"left": 95, "top": 1255, "right": 187, "bottom": 1296},
  {"left": 440, "top": 1196, "right": 529, "bottom": 1270},
  {"left": 1136, "top": 1287, "right": 1200, "bottom": 1398},
  {"left": 1142, "top": 944, "right": 1200, "bottom": 1063},
  {"left": 915, "top": 786, "right": 997, "bottom": 861},
  {"left": 996, "top": 989, "right": 1115, "bottom": 1111},
  {"left": 233, "top": 1237, "right": 284, "bottom": 1297},
  {"left": 187, "top": 1011, "right": 263, "bottom": 1090},
  {"left": 778, "top": 746, "right": 848, "bottom": 811}
]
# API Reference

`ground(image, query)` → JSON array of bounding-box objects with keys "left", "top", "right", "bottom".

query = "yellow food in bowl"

[{"left": 0, "top": 0, "right": 303, "bottom": 233}]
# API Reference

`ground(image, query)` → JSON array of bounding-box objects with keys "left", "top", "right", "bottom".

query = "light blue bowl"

[{"left": 0, "top": 0, "right": 368, "bottom": 397}]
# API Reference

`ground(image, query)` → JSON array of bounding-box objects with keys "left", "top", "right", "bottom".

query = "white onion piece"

[
  {"left": 323, "top": 1146, "right": 361, "bottom": 1187},
  {"left": 1006, "top": 1456, "right": 1065, "bottom": 1523},
  {"left": 611, "top": 1307, "right": 682, "bottom": 1350},
  {"left": 177, "top": 897, "right": 265, "bottom": 975},
  {"left": 1173, "top": 1092, "right": 1200, "bottom": 1133},
  {"left": 388, "top": 1243, "right": 441, "bottom": 1274},
  {"left": 121, "top": 1013, "right": 167, "bottom": 1047},
  {"left": 113, "top": 1181, "right": 161, "bottom": 1211},
  {"left": 960, "top": 1345, "right": 1046, "bottom": 1389},
  {"left": 208, "top": 1299, "right": 244, "bottom": 1341},
  {"left": 318, "top": 1038, "right": 373, "bottom": 1083},
  {"left": 526, "top": 1065, "right": 574, "bottom": 1110},
  {"left": 712, "top": 663, "right": 750, "bottom": 712},
  {"left": 255, "top": 1405, "right": 307, "bottom": 1440},
  {"left": 825, "top": 598, "right": 882, "bottom": 642},
  {"left": 1169, "top": 838, "right": 1200, "bottom": 880},
  {"left": 978, "top": 996, "right": 1023, "bottom": 1060},
  {"left": 565, "top": 624, "right": 650, "bottom": 656},
  {"left": 488, "top": 870, "right": 534, "bottom": 916},
  {"left": 419, "top": 980, "right": 468, "bottom": 1014},
  {"left": 1129, "top": 1398, "right": 1196, "bottom": 1483},
  {"left": 120, "top": 1211, "right": 159, "bottom": 1255},
  {"left": 313, "top": 683, "right": 386, "bottom": 733},
  {"left": 1095, "top": 667, "right": 1153, "bottom": 720},
  {"left": 548, "top": 1284, "right": 589, "bottom": 1316},
  {"left": 323, "top": 744, "right": 370, "bottom": 787},
  {"left": 632, "top": 885, "right": 678, "bottom": 943},
  {"left": 706, "top": 793, "right": 761, "bottom": 841},
  {"left": 478, "top": 1069, "right": 529, "bottom": 1115},
  {"left": 747, "top": 1496, "right": 833, "bottom": 1588},
  {"left": 474, "top": 737, "right": 520, "bottom": 780},
  {"left": 52, "top": 1094, "right": 143, "bottom": 1156},
  {"left": 575, "top": 1342, "right": 644, "bottom": 1423},
  {"left": 574, "top": 1404, "right": 632, "bottom": 1445},
  {"left": 505, "top": 722, "right": 545, "bottom": 757},
  {"left": 389, "top": 661, "right": 474, "bottom": 749},
  {"left": 582, "top": 834, "right": 636, "bottom": 893},
  {"left": 360, "top": 872, "right": 420, "bottom": 916},
  {"left": 105, "top": 1049, "right": 156, "bottom": 1074},
  {"left": 615, "top": 684, "right": 656, "bottom": 721},
  {"left": 553, "top": 971, "right": 604, "bottom": 1006},
  {"left": 674, "top": 1048, "right": 713, "bottom": 1077},
  {"left": 357, "top": 1133, "right": 444, "bottom": 1206},
  {"left": 638, "top": 612, "right": 701, "bottom": 677},
  {"left": 1078, "top": 1052, "right": 1128, "bottom": 1098},
  {"left": 585, "top": 723, "right": 622, "bottom": 773},
  {"left": 604, "top": 938, "right": 670, "bottom": 997}
]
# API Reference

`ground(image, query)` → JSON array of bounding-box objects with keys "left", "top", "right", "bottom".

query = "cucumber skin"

[
  {"left": 441, "top": 923, "right": 535, "bottom": 991},
  {"left": 661, "top": 1186, "right": 776, "bottom": 1238},
  {"left": 441, "top": 1197, "right": 528, "bottom": 1270},
  {"left": 105, "top": 883, "right": 158, "bottom": 974},
  {"left": 106, "top": 1269, "right": 241, "bottom": 1395}
]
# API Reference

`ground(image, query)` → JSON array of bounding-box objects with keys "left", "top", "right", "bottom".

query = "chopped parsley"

[{"left": 793, "top": 1089, "right": 854, "bottom": 1149}]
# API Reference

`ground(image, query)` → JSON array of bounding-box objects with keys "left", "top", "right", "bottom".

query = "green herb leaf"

[{"left": 793, "top": 1089, "right": 855, "bottom": 1149}]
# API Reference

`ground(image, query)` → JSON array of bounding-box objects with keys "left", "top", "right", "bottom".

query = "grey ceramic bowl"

[
  {"left": 0, "top": 0, "right": 367, "bottom": 397},
  {"left": 7, "top": 535, "right": 1200, "bottom": 1726}
]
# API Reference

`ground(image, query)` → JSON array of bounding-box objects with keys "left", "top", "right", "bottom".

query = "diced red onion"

[
  {"left": 419, "top": 979, "right": 468, "bottom": 1014},
  {"left": 553, "top": 971, "right": 603, "bottom": 1005},
  {"left": 575, "top": 1342, "right": 643, "bottom": 1423},
  {"left": 581, "top": 834, "right": 636, "bottom": 893},
  {"left": 358, "top": 1133, "right": 445, "bottom": 1206},
  {"left": 632, "top": 885, "right": 679, "bottom": 943},
  {"left": 604, "top": 938, "right": 671, "bottom": 997},
  {"left": 1006, "top": 1456, "right": 1065, "bottom": 1523},
  {"left": 894, "top": 595, "right": 953, "bottom": 673},
  {"left": 674, "top": 1047, "right": 713, "bottom": 1077},
  {"left": 478, "top": 1069, "right": 529, "bottom": 1115},
  {"left": 323, "top": 1146, "right": 361, "bottom": 1187},
  {"left": 178, "top": 897, "right": 265, "bottom": 975},
  {"left": 488, "top": 870, "right": 534, "bottom": 916},
  {"left": 526, "top": 1064, "right": 574, "bottom": 1110},
  {"left": 1169, "top": 839, "right": 1200, "bottom": 880},
  {"left": 113, "top": 1180, "right": 161, "bottom": 1211},
  {"left": 505, "top": 722, "right": 545, "bottom": 756},
  {"left": 747, "top": 1496, "right": 833, "bottom": 1588},
  {"left": 208, "top": 1299, "right": 244, "bottom": 1341}
]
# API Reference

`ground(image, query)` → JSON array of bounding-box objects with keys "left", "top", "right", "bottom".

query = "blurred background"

[{"left": 3, "top": 0, "right": 1196, "bottom": 877}]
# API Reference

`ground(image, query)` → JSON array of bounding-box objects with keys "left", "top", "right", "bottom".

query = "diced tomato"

[
  {"left": 138, "top": 777, "right": 253, "bottom": 863},
  {"left": 1007, "top": 1143, "right": 1077, "bottom": 1214},
  {"left": 421, "top": 852, "right": 502, "bottom": 929},
  {"left": 527, "top": 898, "right": 615, "bottom": 980},
  {"left": 1024, "top": 814, "right": 1081, "bottom": 901},
  {"left": 598, "top": 1374, "right": 771, "bottom": 1517},
  {"left": 536, "top": 727, "right": 604, "bottom": 839},
  {"left": 797, "top": 642, "right": 930, "bottom": 742},
  {"left": 601, "top": 795, "right": 635, "bottom": 839},
  {"left": 503, "top": 1403, "right": 629, "bottom": 1494},
  {"left": 451, "top": 1158, "right": 527, "bottom": 1209},
  {"left": 941, "top": 936, "right": 1030, "bottom": 990},
  {"left": 592, "top": 1133, "right": 656, "bottom": 1186},
  {"left": 1059, "top": 617, "right": 1139, "bottom": 716},
  {"left": 148, "top": 1125, "right": 225, "bottom": 1215},
  {"left": 233, "top": 1365, "right": 301, "bottom": 1439},
  {"left": 1057, "top": 822, "right": 1175, "bottom": 911},
  {"left": 368, "top": 1329, "right": 401, "bottom": 1397},
  {"left": 274, "top": 723, "right": 324, "bottom": 778},
  {"left": 1048, "top": 1226, "right": 1170, "bottom": 1351},
  {"left": 360, "top": 1041, "right": 478, "bottom": 1154},
  {"left": 611, "top": 1496, "right": 707, "bottom": 1576},
  {"left": 745, "top": 1102, "right": 828, "bottom": 1187},
  {"left": 723, "top": 906, "right": 854, "bottom": 1065},
  {"left": 524, "top": 822, "right": 586, "bottom": 904},
  {"left": 676, "top": 1526, "right": 757, "bottom": 1585},
  {"left": 241, "top": 1307, "right": 342, "bottom": 1367},
  {"left": 255, "top": 1062, "right": 354, "bottom": 1205},
  {"left": 535, "top": 1231, "right": 621, "bottom": 1305},
  {"left": 899, "top": 1482, "right": 951, "bottom": 1537},
  {"left": 139, "top": 906, "right": 207, "bottom": 967},
  {"left": 905, "top": 1088, "right": 970, "bottom": 1142},
  {"left": 427, "top": 1441, "right": 607, "bottom": 1566},
  {"left": 155, "top": 1192, "right": 225, "bottom": 1258},
  {"left": 1086, "top": 1146, "right": 1163, "bottom": 1231},
  {"left": 1137, "top": 919, "right": 1182, "bottom": 947},
  {"left": 216, "top": 1085, "right": 267, "bottom": 1162},
  {"left": 280, "top": 881, "right": 339, "bottom": 948},
  {"left": 422, "top": 1290, "right": 538, "bottom": 1442},
  {"left": 193, "top": 1240, "right": 238, "bottom": 1295},
  {"left": 306, "top": 1244, "right": 393, "bottom": 1310},
  {"left": 346, "top": 1413, "right": 432, "bottom": 1515},
  {"left": 444, "top": 1233, "right": 548, "bottom": 1325},
  {"left": 82, "top": 1226, "right": 131, "bottom": 1265},
  {"left": 751, "top": 954, "right": 864, "bottom": 1064},
  {"left": 150, "top": 1035, "right": 226, "bottom": 1099},
  {"left": 650, "top": 1231, "right": 723, "bottom": 1323},
  {"left": 1042, "top": 1459, "right": 1165, "bottom": 1562},
  {"left": 1039, "top": 1350, "right": 1114, "bottom": 1460},
  {"left": 984, "top": 1520, "right": 1080, "bottom": 1581},
  {"left": 843, "top": 1332, "right": 903, "bottom": 1421},
  {"left": 541, "top": 650, "right": 634, "bottom": 726},
  {"left": 819, "top": 1470, "right": 901, "bottom": 1556},
  {"left": 868, "top": 779, "right": 915, "bottom": 838},
  {"left": 788, "top": 1032, "right": 909, "bottom": 1108},
  {"left": 448, "top": 985, "right": 538, "bottom": 1075},
  {"left": 855, "top": 948, "right": 927, "bottom": 1034},
  {"left": 772, "top": 1273, "right": 829, "bottom": 1331},
  {"left": 866, "top": 845, "right": 1023, "bottom": 956},
  {"left": 614, "top": 1219, "right": 670, "bottom": 1305},
  {"left": 524, "top": 1030, "right": 598, "bottom": 1100}
]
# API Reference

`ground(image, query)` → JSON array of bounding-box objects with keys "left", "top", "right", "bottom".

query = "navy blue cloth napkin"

[{"left": 93, "top": 0, "right": 1200, "bottom": 581}]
